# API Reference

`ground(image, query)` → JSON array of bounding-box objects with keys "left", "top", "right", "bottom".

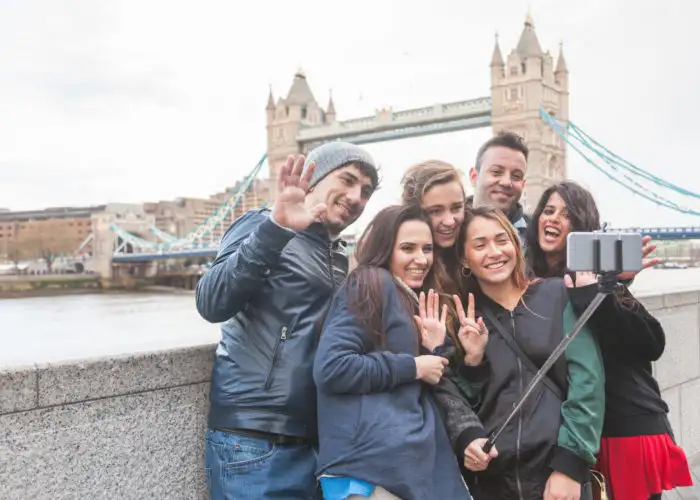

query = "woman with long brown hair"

[
  {"left": 524, "top": 181, "right": 693, "bottom": 500},
  {"left": 446, "top": 205, "right": 605, "bottom": 500},
  {"left": 313, "top": 203, "right": 471, "bottom": 500}
]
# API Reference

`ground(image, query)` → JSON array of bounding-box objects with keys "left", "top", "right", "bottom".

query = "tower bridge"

[
  {"left": 266, "top": 13, "right": 569, "bottom": 210},
  {"left": 295, "top": 96, "right": 493, "bottom": 150},
  {"left": 79, "top": 14, "right": 698, "bottom": 273}
]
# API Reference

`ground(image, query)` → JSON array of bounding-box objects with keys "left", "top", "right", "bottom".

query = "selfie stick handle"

[{"left": 482, "top": 239, "right": 622, "bottom": 455}]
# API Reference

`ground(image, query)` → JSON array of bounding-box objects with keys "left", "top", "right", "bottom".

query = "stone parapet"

[
  {"left": 1, "top": 345, "right": 215, "bottom": 499},
  {"left": 1, "top": 290, "right": 699, "bottom": 499}
]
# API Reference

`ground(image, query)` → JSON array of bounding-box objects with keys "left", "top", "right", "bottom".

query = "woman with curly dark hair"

[{"left": 524, "top": 181, "right": 693, "bottom": 500}]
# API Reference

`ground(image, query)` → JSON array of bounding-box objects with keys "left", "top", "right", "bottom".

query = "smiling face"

[
  {"left": 538, "top": 191, "right": 571, "bottom": 255},
  {"left": 463, "top": 215, "right": 518, "bottom": 286},
  {"left": 307, "top": 163, "right": 376, "bottom": 235},
  {"left": 469, "top": 145, "right": 527, "bottom": 215},
  {"left": 389, "top": 219, "right": 434, "bottom": 289},
  {"left": 421, "top": 180, "right": 465, "bottom": 248}
]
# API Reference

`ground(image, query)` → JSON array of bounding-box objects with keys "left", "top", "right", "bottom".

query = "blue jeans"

[{"left": 205, "top": 428, "right": 320, "bottom": 499}]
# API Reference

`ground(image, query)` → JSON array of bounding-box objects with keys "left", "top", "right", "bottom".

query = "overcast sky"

[{"left": 1, "top": 0, "right": 699, "bottom": 232}]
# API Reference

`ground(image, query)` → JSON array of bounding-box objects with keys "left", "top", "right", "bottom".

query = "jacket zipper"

[
  {"left": 328, "top": 243, "right": 336, "bottom": 289},
  {"left": 263, "top": 326, "right": 287, "bottom": 390},
  {"left": 265, "top": 240, "right": 333, "bottom": 391},
  {"left": 511, "top": 310, "right": 525, "bottom": 500}
]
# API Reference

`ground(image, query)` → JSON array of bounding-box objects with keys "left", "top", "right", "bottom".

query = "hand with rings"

[
  {"left": 453, "top": 293, "right": 489, "bottom": 366},
  {"left": 464, "top": 438, "right": 498, "bottom": 472}
]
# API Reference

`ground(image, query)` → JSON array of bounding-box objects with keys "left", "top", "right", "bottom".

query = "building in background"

[
  {"left": 144, "top": 178, "right": 270, "bottom": 240},
  {"left": 0, "top": 206, "right": 101, "bottom": 262},
  {"left": 0, "top": 204, "right": 150, "bottom": 265}
]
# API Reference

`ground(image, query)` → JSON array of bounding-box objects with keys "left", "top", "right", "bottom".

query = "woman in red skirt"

[{"left": 524, "top": 181, "right": 693, "bottom": 500}]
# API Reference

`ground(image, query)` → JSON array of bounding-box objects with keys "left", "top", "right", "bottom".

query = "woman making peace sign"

[{"left": 437, "top": 206, "right": 606, "bottom": 500}]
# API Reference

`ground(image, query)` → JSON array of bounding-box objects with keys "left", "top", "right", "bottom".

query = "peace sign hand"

[
  {"left": 454, "top": 293, "right": 488, "bottom": 366},
  {"left": 415, "top": 289, "right": 448, "bottom": 352},
  {"left": 271, "top": 155, "right": 328, "bottom": 232}
]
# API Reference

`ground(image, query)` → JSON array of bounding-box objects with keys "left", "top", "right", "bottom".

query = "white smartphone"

[{"left": 566, "top": 232, "right": 643, "bottom": 273}]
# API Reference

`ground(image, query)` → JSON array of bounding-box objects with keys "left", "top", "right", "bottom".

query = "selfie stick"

[{"left": 482, "top": 238, "right": 623, "bottom": 454}]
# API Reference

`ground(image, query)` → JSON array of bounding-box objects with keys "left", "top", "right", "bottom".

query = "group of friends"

[{"left": 195, "top": 132, "right": 694, "bottom": 500}]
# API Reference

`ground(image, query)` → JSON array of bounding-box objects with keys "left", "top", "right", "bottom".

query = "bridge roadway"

[
  {"left": 608, "top": 226, "right": 700, "bottom": 241},
  {"left": 111, "top": 227, "right": 700, "bottom": 262},
  {"left": 112, "top": 248, "right": 217, "bottom": 263}
]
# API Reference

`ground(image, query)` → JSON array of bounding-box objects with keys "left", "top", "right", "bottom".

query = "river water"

[{"left": 1, "top": 268, "right": 699, "bottom": 369}]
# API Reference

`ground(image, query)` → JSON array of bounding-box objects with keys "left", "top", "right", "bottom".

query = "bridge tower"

[
  {"left": 90, "top": 212, "right": 117, "bottom": 280},
  {"left": 266, "top": 69, "right": 333, "bottom": 198},
  {"left": 490, "top": 13, "right": 569, "bottom": 210}
]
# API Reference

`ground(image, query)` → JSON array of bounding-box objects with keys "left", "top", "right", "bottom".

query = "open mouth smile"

[
  {"left": 543, "top": 225, "right": 561, "bottom": 242},
  {"left": 484, "top": 261, "right": 507, "bottom": 270}
]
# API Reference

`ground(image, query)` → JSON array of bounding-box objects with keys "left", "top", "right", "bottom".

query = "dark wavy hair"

[
  {"left": 475, "top": 131, "right": 529, "bottom": 172},
  {"left": 524, "top": 181, "right": 642, "bottom": 310},
  {"left": 346, "top": 203, "right": 457, "bottom": 350},
  {"left": 525, "top": 181, "right": 601, "bottom": 278}
]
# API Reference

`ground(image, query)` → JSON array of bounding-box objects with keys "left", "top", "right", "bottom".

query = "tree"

[{"left": 3, "top": 239, "right": 26, "bottom": 268}]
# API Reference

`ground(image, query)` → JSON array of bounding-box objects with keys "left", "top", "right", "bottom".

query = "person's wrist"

[
  {"left": 464, "top": 351, "right": 484, "bottom": 366},
  {"left": 414, "top": 357, "right": 424, "bottom": 380}
]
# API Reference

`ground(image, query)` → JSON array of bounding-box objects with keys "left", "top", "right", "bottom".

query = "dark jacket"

[
  {"left": 457, "top": 278, "right": 605, "bottom": 500},
  {"left": 568, "top": 284, "right": 671, "bottom": 438},
  {"left": 465, "top": 195, "right": 530, "bottom": 248},
  {"left": 195, "top": 208, "right": 348, "bottom": 439},
  {"left": 429, "top": 346, "right": 488, "bottom": 455},
  {"left": 313, "top": 269, "right": 471, "bottom": 500}
]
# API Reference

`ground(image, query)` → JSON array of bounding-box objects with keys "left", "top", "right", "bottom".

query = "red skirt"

[{"left": 595, "top": 433, "right": 693, "bottom": 500}]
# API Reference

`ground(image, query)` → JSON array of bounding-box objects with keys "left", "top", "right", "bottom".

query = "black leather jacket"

[{"left": 195, "top": 208, "right": 348, "bottom": 440}]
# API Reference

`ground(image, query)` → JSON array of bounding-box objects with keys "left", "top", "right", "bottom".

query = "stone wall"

[
  {"left": 1, "top": 290, "right": 699, "bottom": 499},
  {"left": 640, "top": 290, "right": 700, "bottom": 500},
  {"left": 0, "top": 346, "right": 214, "bottom": 500},
  {"left": 641, "top": 291, "right": 700, "bottom": 462}
]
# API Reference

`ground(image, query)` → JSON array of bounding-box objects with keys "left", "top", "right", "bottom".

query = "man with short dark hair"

[
  {"left": 468, "top": 131, "right": 530, "bottom": 244},
  {"left": 196, "top": 141, "right": 379, "bottom": 499}
]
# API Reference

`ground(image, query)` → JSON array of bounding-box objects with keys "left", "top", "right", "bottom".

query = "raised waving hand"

[
  {"left": 271, "top": 155, "right": 328, "bottom": 232},
  {"left": 415, "top": 289, "right": 448, "bottom": 352},
  {"left": 454, "top": 293, "right": 489, "bottom": 366}
]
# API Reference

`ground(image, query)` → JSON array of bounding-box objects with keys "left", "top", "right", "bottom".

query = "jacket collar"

[
  {"left": 393, "top": 275, "right": 420, "bottom": 304},
  {"left": 465, "top": 195, "right": 527, "bottom": 228},
  {"left": 304, "top": 221, "right": 348, "bottom": 250}
]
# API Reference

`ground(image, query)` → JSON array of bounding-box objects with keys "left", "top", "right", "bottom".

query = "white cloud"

[{"left": 0, "top": 0, "right": 698, "bottom": 230}]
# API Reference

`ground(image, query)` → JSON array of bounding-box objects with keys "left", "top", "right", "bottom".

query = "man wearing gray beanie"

[
  {"left": 196, "top": 141, "right": 378, "bottom": 500},
  {"left": 276, "top": 140, "right": 380, "bottom": 236}
]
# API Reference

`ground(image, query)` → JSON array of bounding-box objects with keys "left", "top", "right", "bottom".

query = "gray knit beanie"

[{"left": 304, "top": 141, "right": 379, "bottom": 189}]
